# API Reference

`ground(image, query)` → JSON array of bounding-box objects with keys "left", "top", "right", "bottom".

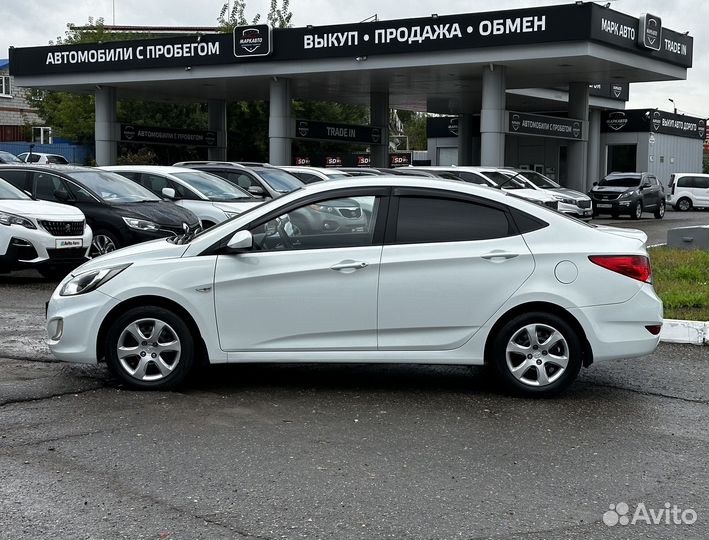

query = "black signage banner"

[
  {"left": 120, "top": 124, "right": 217, "bottom": 147},
  {"left": 588, "top": 82, "right": 629, "bottom": 101},
  {"left": 9, "top": 3, "right": 692, "bottom": 77},
  {"left": 601, "top": 110, "right": 707, "bottom": 140},
  {"left": 295, "top": 120, "right": 384, "bottom": 144},
  {"left": 507, "top": 112, "right": 583, "bottom": 140},
  {"left": 233, "top": 25, "right": 272, "bottom": 58}
]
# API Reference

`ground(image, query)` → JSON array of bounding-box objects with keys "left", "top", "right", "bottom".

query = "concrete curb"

[{"left": 660, "top": 319, "right": 708, "bottom": 345}]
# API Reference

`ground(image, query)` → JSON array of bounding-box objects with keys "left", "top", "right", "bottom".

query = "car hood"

[
  {"left": 71, "top": 238, "right": 189, "bottom": 275},
  {"left": 111, "top": 201, "right": 199, "bottom": 226},
  {"left": 594, "top": 225, "right": 647, "bottom": 244},
  {"left": 0, "top": 199, "right": 84, "bottom": 218},
  {"left": 552, "top": 188, "right": 590, "bottom": 200},
  {"left": 211, "top": 200, "right": 262, "bottom": 213},
  {"left": 591, "top": 186, "right": 635, "bottom": 194},
  {"left": 506, "top": 188, "right": 554, "bottom": 202}
]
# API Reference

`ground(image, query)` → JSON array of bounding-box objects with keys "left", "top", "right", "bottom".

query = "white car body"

[
  {"left": 16, "top": 152, "right": 70, "bottom": 165},
  {"left": 0, "top": 182, "right": 92, "bottom": 271},
  {"left": 101, "top": 166, "right": 262, "bottom": 226},
  {"left": 666, "top": 173, "right": 709, "bottom": 210},
  {"left": 279, "top": 166, "right": 350, "bottom": 183},
  {"left": 412, "top": 166, "right": 560, "bottom": 209},
  {"left": 46, "top": 177, "right": 662, "bottom": 396},
  {"left": 496, "top": 169, "right": 594, "bottom": 220}
]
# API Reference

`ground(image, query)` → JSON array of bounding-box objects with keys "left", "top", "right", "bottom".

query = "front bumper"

[
  {"left": 590, "top": 196, "right": 636, "bottom": 214},
  {"left": 0, "top": 223, "right": 92, "bottom": 272},
  {"left": 46, "top": 287, "right": 120, "bottom": 364}
]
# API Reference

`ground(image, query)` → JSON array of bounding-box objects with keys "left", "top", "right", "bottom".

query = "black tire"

[
  {"left": 675, "top": 197, "right": 692, "bottom": 212},
  {"left": 105, "top": 306, "right": 195, "bottom": 390},
  {"left": 489, "top": 312, "right": 583, "bottom": 397},
  {"left": 654, "top": 200, "right": 665, "bottom": 219},
  {"left": 90, "top": 229, "right": 120, "bottom": 258},
  {"left": 630, "top": 201, "right": 643, "bottom": 220}
]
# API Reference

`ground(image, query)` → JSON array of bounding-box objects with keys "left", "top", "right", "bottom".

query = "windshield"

[
  {"left": 254, "top": 168, "right": 303, "bottom": 193},
  {"left": 0, "top": 151, "right": 22, "bottom": 163},
  {"left": 66, "top": 170, "right": 160, "bottom": 203},
  {"left": 172, "top": 171, "right": 254, "bottom": 201},
  {"left": 599, "top": 176, "right": 641, "bottom": 188},
  {"left": 0, "top": 177, "right": 30, "bottom": 199},
  {"left": 482, "top": 171, "right": 526, "bottom": 190},
  {"left": 515, "top": 170, "right": 560, "bottom": 189}
]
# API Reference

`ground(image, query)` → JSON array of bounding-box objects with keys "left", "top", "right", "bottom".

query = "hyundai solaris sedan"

[{"left": 46, "top": 177, "right": 663, "bottom": 397}]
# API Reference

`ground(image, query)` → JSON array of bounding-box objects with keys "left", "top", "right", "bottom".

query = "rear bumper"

[{"left": 570, "top": 284, "right": 663, "bottom": 361}]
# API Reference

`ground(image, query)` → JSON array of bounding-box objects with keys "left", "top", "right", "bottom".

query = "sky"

[{"left": 1, "top": 0, "right": 707, "bottom": 119}]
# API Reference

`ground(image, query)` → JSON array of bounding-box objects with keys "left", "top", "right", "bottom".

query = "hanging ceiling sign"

[
  {"left": 295, "top": 120, "right": 384, "bottom": 144},
  {"left": 507, "top": 112, "right": 584, "bottom": 140}
]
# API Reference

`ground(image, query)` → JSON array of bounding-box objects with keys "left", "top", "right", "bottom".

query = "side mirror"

[
  {"left": 162, "top": 187, "right": 176, "bottom": 199},
  {"left": 226, "top": 230, "right": 253, "bottom": 252},
  {"left": 54, "top": 189, "right": 70, "bottom": 202},
  {"left": 247, "top": 185, "right": 266, "bottom": 197},
  {"left": 592, "top": 181, "right": 598, "bottom": 187}
]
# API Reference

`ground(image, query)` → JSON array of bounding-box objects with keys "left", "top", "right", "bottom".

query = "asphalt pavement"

[
  {"left": 593, "top": 208, "right": 708, "bottom": 246},
  {"left": 1, "top": 209, "right": 707, "bottom": 539}
]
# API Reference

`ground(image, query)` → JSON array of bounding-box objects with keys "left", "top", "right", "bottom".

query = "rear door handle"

[
  {"left": 481, "top": 251, "right": 519, "bottom": 261},
  {"left": 330, "top": 260, "right": 368, "bottom": 271}
]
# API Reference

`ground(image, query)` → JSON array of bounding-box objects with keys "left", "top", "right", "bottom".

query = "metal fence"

[{"left": 0, "top": 142, "right": 94, "bottom": 165}]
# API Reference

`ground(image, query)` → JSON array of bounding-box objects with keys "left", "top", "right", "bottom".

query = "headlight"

[
  {"left": 554, "top": 196, "right": 575, "bottom": 205},
  {"left": 0, "top": 211, "right": 36, "bottom": 229},
  {"left": 619, "top": 190, "right": 638, "bottom": 199},
  {"left": 59, "top": 264, "right": 131, "bottom": 296},
  {"left": 122, "top": 216, "right": 160, "bottom": 231}
]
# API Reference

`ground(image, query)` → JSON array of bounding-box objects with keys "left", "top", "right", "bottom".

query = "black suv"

[
  {"left": 589, "top": 172, "right": 665, "bottom": 220},
  {"left": 0, "top": 165, "right": 201, "bottom": 257}
]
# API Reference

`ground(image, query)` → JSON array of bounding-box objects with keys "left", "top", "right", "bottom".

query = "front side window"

[
  {"left": 171, "top": 171, "right": 253, "bottom": 201},
  {"left": 395, "top": 196, "right": 512, "bottom": 244},
  {"left": 695, "top": 176, "right": 709, "bottom": 189},
  {"left": 250, "top": 195, "right": 380, "bottom": 251},
  {"left": 33, "top": 172, "right": 69, "bottom": 202}
]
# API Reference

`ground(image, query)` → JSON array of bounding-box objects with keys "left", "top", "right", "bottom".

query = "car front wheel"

[
  {"left": 490, "top": 312, "right": 583, "bottom": 397},
  {"left": 105, "top": 306, "right": 195, "bottom": 390},
  {"left": 631, "top": 201, "right": 643, "bottom": 220}
]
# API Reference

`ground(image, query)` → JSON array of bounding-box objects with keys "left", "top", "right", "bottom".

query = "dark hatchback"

[
  {"left": 0, "top": 165, "right": 201, "bottom": 256},
  {"left": 589, "top": 172, "right": 665, "bottom": 220}
]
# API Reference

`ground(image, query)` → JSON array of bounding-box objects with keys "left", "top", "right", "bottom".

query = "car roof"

[{"left": 102, "top": 165, "right": 199, "bottom": 175}]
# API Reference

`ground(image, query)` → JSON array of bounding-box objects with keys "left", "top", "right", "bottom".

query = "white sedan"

[
  {"left": 46, "top": 177, "right": 662, "bottom": 396},
  {"left": 102, "top": 166, "right": 263, "bottom": 228}
]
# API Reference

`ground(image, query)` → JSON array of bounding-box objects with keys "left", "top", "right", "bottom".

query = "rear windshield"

[
  {"left": 66, "top": 170, "right": 160, "bottom": 203},
  {"left": 599, "top": 176, "right": 641, "bottom": 188}
]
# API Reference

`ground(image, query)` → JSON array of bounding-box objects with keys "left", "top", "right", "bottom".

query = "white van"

[{"left": 666, "top": 173, "right": 709, "bottom": 211}]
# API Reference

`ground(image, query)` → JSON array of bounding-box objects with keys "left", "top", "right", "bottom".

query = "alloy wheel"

[
  {"left": 91, "top": 234, "right": 117, "bottom": 257},
  {"left": 678, "top": 199, "right": 691, "bottom": 211},
  {"left": 505, "top": 323, "right": 569, "bottom": 387},
  {"left": 116, "top": 318, "right": 182, "bottom": 382},
  {"left": 634, "top": 203, "right": 643, "bottom": 219}
]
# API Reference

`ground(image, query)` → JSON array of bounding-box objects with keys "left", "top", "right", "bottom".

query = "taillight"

[{"left": 589, "top": 255, "right": 652, "bottom": 283}]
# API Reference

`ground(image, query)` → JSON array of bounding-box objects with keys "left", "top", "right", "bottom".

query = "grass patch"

[{"left": 649, "top": 247, "right": 709, "bottom": 321}]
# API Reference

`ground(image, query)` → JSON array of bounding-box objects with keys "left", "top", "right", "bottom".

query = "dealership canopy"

[{"left": 8, "top": 2, "right": 695, "bottom": 190}]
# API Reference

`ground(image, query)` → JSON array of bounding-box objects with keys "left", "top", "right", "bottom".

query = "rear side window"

[
  {"left": 695, "top": 176, "right": 709, "bottom": 189},
  {"left": 677, "top": 176, "right": 691, "bottom": 188},
  {"left": 395, "top": 196, "right": 512, "bottom": 244}
]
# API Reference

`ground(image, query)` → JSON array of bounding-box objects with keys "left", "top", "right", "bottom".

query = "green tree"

[{"left": 395, "top": 110, "right": 427, "bottom": 150}]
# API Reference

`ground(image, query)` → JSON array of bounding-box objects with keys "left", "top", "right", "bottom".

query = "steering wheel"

[{"left": 275, "top": 218, "right": 294, "bottom": 249}]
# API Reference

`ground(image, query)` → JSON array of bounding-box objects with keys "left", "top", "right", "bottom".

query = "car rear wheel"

[
  {"left": 631, "top": 201, "right": 643, "bottom": 220},
  {"left": 105, "top": 306, "right": 195, "bottom": 390},
  {"left": 675, "top": 197, "right": 692, "bottom": 212},
  {"left": 490, "top": 312, "right": 582, "bottom": 397},
  {"left": 654, "top": 200, "right": 665, "bottom": 219}
]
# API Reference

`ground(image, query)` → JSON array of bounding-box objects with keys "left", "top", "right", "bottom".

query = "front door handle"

[
  {"left": 331, "top": 260, "right": 368, "bottom": 271},
  {"left": 481, "top": 251, "right": 519, "bottom": 261}
]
